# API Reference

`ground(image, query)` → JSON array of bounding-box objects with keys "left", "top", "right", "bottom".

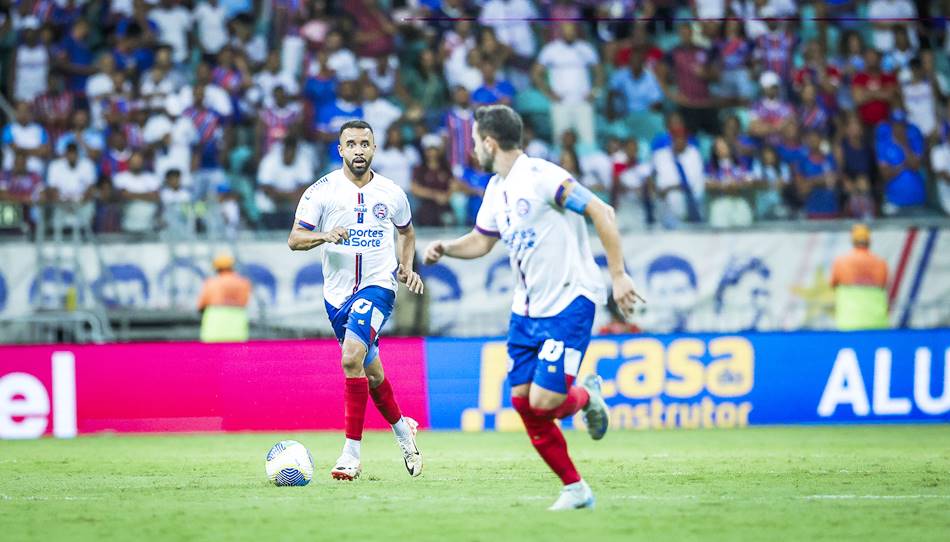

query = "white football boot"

[
  {"left": 548, "top": 480, "right": 596, "bottom": 511},
  {"left": 396, "top": 416, "right": 423, "bottom": 477},
  {"left": 580, "top": 374, "right": 609, "bottom": 440},
  {"left": 330, "top": 454, "right": 361, "bottom": 481}
]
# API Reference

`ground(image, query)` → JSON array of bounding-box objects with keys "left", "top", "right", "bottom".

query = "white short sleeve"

[
  {"left": 294, "top": 184, "right": 323, "bottom": 231},
  {"left": 391, "top": 187, "right": 412, "bottom": 229},
  {"left": 537, "top": 43, "right": 556, "bottom": 69},
  {"left": 256, "top": 155, "right": 277, "bottom": 187},
  {"left": 474, "top": 177, "right": 501, "bottom": 237},
  {"left": 581, "top": 42, "right": 598, "bottom": 65},
  {"left": 533, "top": 160, "right": 577, "bottom": 208}
]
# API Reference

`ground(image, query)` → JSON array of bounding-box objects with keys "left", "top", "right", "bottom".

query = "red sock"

[
  {"left": 369, "top": 378, "right": 402, "bottom": 424},
  {"left": 540, "top": 386, "right": 589, "bottom": 420},
  {"left": 512, "top": 396, "right": 581, "bottom": 485},
  {"left": 344, "top": 377, "right": 369, "bottom": 441}
]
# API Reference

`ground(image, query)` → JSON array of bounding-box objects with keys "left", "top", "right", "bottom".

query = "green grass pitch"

[{"left": 1, "top": 425, "right": 948, "bottom": 541}]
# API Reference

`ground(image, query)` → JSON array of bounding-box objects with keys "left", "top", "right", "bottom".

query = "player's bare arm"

[
  {"left": 287, "top": 225, "right": 349, "bottom": 251},
  {"left": 396, "top": 224, "right": 424, "bottom": 295},
  {"left": 575, "top": 187, "right": 645, "bottom": 315},
  {"left": 423, "top": 230, "right": 498, "bottom": 264}
]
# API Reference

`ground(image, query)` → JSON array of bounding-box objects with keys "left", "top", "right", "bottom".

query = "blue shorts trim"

[
  {"left": 506, "top": 296, "right": 595, "bottom": 393},
  {"left": 325, "top": 286, "right": 395, "bottom": 366}
]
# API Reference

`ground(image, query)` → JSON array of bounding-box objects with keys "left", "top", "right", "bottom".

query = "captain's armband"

[{"left": 554, "top": 179, "right": 594, "bottom": 214}]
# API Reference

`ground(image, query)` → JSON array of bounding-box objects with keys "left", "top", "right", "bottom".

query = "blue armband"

[{"left": 555, "top": 179, "right": 594, "bottom": 214}]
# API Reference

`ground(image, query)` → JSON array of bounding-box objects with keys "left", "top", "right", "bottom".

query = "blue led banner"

[{"left": 425, "top": 330, "right": 950, "bottom": 430}]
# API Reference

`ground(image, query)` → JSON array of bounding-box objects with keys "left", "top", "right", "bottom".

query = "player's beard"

[
  {"left": 475, "top": 148, "right": 494, "bottom": 172},
  {"left": 345, "top": 156, "right": 372, "bottom": 177}
]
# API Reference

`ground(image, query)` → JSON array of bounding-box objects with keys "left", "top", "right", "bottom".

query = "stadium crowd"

[{"left": 0, "top": 0, "right": 949, "bottom": 236}]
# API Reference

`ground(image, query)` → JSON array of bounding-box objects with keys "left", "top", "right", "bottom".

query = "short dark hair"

[
  {"left": 474, "top": 105, "right": 522, "bottom": 151},
  {"left": 339, "top": 120, "right": 373, "bottom": 137}
]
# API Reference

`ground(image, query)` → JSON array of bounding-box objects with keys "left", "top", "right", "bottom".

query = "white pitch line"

[
  {"left": 0, "top": 495, "right": 99, "bottom": 501},
  {"left": 802, "top": 495, "right": 950, "bottom": 500}
]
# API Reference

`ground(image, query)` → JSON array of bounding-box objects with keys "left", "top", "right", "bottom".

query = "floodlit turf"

[{"left": 1, "top": 426, "right": 949, "bottom": 542}]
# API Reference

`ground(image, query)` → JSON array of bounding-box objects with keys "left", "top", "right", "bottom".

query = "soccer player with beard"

[
  {"left": 424, "top": 105, "right": 644, "bottom": 510},
  {"left": 289, "top": 120, "right": 425, "bottom": 480}
]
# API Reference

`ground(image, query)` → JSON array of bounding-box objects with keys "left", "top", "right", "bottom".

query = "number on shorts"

[
  {"left": 538, "top": 339, "right": 565, "bottom": 362},
  {"left": 353, "top": 299, "right": 373, "bottom": 314}
]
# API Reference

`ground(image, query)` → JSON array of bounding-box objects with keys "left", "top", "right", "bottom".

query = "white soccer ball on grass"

[{"left": 265, "top": 440, "right": 315, "bottom": 486}]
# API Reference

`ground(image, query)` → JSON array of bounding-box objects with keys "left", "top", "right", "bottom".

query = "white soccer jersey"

[
  {"left": 294, "top": 168, "right": 412, "bottom": 308},
  {"left": 475, "top": 154, "right": 606, "bottom": 318}
]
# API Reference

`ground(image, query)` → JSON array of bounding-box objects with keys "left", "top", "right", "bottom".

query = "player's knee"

[
  {"left": 529, "top": 394, "right": 564, "bottom": 412},
  {"left": 366, "top": 371, "right": 384, "bottom": 388},
  {"left": 340, "top": 342, "right": 367, "bottom": 373},
  {"left": 340, "top": 355, "right": 363, "bottom": 374}
]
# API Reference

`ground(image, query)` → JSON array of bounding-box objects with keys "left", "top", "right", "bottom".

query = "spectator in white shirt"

[
  {"left": 534, "top": 23, "right": 601, "bottom": 146},
  {"left": 160, "top": 168, "right": 195, "bottom": 236},
  {"left": 12, "top": 20, "right": 49, "bottom": 103},
  {"left": 176, "top": 62, "right": 233, "bottom": 117},
  {"left": 323, "top": 30, "right": 360, "bottom": 82},
  {"left": 445, "top": 47, "right": 484, "bottom": 93},
  {"left": 110, "top": 0, "right": 135, "bottom": 19},
  {"left": 252, "top": 51, "right": 299, "bottom": 109},
  {"left": 149, "top": 0, "right": 194, "bottom": 64},
  {"left": 146, "top": 114, "right": 195, "bottom": 191},
  {"left": 86, "top": 53, "right": 122, "bottom": 129},
  {"left": 193, "top": 0, "right": 230, "bottom": 56},
  {"left": 46, "top": 142, "right": 98, "bottom": 230},
  {"left": 868, "top": 0, "right": 918, "bottom": 53},
  {"left": 1, "top": 101, "right": 50, "bottom": 175},
  {"left": 361, "top": 83, "right": 403, "bottom": 148},
  {"left": 706, "top": 137, "right": 754, "bottom": 228},
  {"left": 523, "top": 121, "right": 552, "bottom": 161},
  {"left": 140, "top": 47, "right": 180, "bottom": 110},
  {"left": 114, "top": 151, "right": 161, "bottom": 233},
  {"left": 359, "top": 55, "right": 399, "bottom": 95},
  {"left": 372, "top": 125, "right": 420, "bottom": 193},
  {"left": 478, "top": 0, "right": 537, "bottom": 59},
  {"left": 441, "top": 19, "right": 476, "bottom": 63},
  {"left": 652, "top": 125, "right": 705, "bottom": 227},
  {"left": 229, "top": 15, "right": 267, "bottom": 69},
  {"left": 55, "top": 109, "right": 105, "bottom": 162},
  {"left": 256, "top": 137, "right": 312, "bottom": 228},
  {"left": 902, "top": 58, "right": 938, "bottom": 137}
]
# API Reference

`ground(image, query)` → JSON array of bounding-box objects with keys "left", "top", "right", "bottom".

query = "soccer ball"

[{"left": 265, "top": 440, "right": 315, "bottom": 486}]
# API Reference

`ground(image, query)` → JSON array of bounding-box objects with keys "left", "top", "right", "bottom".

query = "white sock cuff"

[
  {"left": 392, "top": 417, "right": 411, "bottom": 438},
  {"left": 343, "top": 438, "right": 361, "bottom": 459}
]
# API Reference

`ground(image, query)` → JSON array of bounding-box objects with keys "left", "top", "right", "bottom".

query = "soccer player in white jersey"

[
  {"left": 288, "top": 120, "right": 426, "bottom": 481},
  {"left": 424, "top": 105, "right": 643, "bottom": 510}
]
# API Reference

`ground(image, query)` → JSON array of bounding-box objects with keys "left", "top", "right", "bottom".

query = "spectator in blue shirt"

[
  {"left": 794, "top": 129, "right": 840, "bottom": 219},
  {"left": 53, "top": 19, "right": 95, "bottom": 94},
  {"left": 471, "top": 59, "right": 516, "bottom": 106},
  {"left": 55, "top": 109, "right": 104, "bottom": 161},
  {"left": 608, "top": 47, "right": 664, "bottom": 115},
  {"left": 775, "top": 121, "right": 807, "bottom": 167},
  {"left": 315, "top": 80, "right": 363, "bottom": 170},
  {"left": 112, "top": 23, "right": 155, "bottom": 76},
  {"left": 304, "top": 50, "right": 339, "bottom": 113},
  {"left": 876, "top": 110, "right": 926, "bottom": 214}
]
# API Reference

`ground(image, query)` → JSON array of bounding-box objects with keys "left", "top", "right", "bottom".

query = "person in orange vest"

[
  {"left": 197, "top": 253, "right": 253, "bottom": 342},
  {"left": 830, "top": 224, "right": 890, "bottom": 330}
]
